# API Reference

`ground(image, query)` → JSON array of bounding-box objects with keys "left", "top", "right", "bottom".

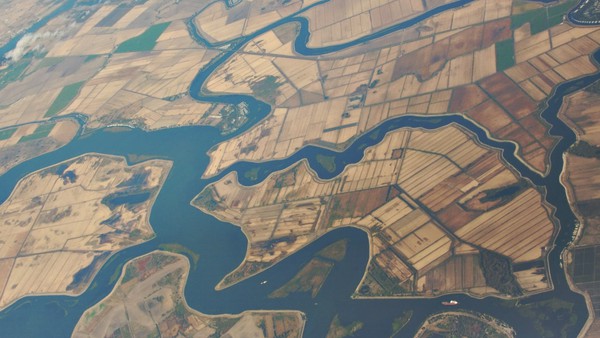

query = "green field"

[
  {"left": 511, "top": 0, "right": 577, "bottom": 35},
  {"left": 0, "top": 127, "right": 17, "bottom": 141},
  {"left": 0, "top": 59, "right": 31, "bottom": 89},
  {"left": 495, "top": 38, "right": 515, "bottom": 72},
  {"left": 115, "top": 22, "right": 171, "bottom": 53},
  {"left": 18, "top": 123, "right": 55, "bottom": 143},
  {"left": 45, "top": 82, "right": 84, "bottom": 117},
  {"left": 84, "top": 55, "right": 101, "bottom": 63}
]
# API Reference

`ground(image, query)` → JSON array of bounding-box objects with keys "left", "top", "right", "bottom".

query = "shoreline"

[
  {"left": 73, "top": 250, "right": 308, "bottom": 337},
  {"left": 0, "top": 153, "right": 173, "bottom": 313},
  {"left": 196, "top": 124, "right": 557, "bottom": 301}
]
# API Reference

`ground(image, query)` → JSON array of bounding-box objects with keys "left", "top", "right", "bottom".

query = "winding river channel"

[{"left": 0, "top": 0, "right": 597, "bottom": 336}]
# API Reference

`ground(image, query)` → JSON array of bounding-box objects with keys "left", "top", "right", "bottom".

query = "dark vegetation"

[
  {"left": 569, "top": 140, "right": 600, "bottom": 159},
  {"left": 270, "top": 240, "right": 347, "bottom": 299},
  {"left": 249, "top": 75, "right": 282, "bottom": 104},
  {"left": 194, "top": 188, "right": 219, "bottom": 211},
  {"left": 117, "top": 171, "right": 150, "bottom": 188},
  {"left": 101, "top": 190, "right": 151, "bottom": 210},
  {"left": 391, "top": 311, "right": 413, "bottom": 335},
  {"left": 67, "top": 252, "right": 111, "bottom": 291},
  {"left": 326, "top": 315, "right": 364, "bottom": 338},
  {"left": 479, "top": 180, "right": 528, "bottom": 204},
  {"left": 507, "top": 298, "right": 579, "bottom": 338},
  {"left": 480, "top": 249, "right": 522, "bottom": 296}
]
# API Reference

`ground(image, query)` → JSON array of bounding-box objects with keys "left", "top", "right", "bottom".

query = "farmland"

[
  {"left": 0, "top": 120, "right": 78, "bottom": 175},
  {"left": 559, "top": 80, "right": 600, "bottom": 334},
  {"left": 0, "top": 154, "right": 171, "bottom": 310},
  {"left": 203, "top": 0, "right": 600, "bottom": 178},
  {"left": 72, "top": 251, "right": 305, "bottom": 338},
  {"left": 0, "top": 0, "right": 62, "bottom": 47},
  {"left": 0, "top": 0, "right": 241, "bottom": 133},
  {"left": 194, "top": 125, "right": 556, "bottom": 297}
]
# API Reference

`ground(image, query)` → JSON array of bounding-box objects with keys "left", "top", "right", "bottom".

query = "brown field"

[
  {"left": 203, "top": 0, "right": 600, "bottom": 177},
  {"left": 0, "top": 154, "right": 171, "bottom": 310},
  {"left": 73, "top": 251, "right": 304, "bottom": 338},
  {"left": 560, "top": 90, "right": 600, "bottom": 246},
  {"left": 194, "top": 125, "right": 555, "bottom": 297},
  {"left": 558, "top": 83, "right": 600, "bottom": 337}
]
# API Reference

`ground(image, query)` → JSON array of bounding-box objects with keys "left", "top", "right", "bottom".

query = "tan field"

[
  {"left": 559, "top": 87, "right": 600, "bottom": 336},
  {"left": 0, "top": 120, "right": 79, "bottom": 175},
  {"left": 0, "top": 154, "right": 171, "bottom": 310},
  {"left": 72, "top": 251, "right": 304, "bottom": 338},
  {"left": 0, "top": 0, "right": 62, "bottom": 47},
  {"left": 203, "top": 0, "right": 600, "bottom": 178},
  {"left": 194, "top": 125, "right": 555, "bottom": 297},
  {"left": 193, "top": 0, "right": 319, "bottom": 43},
  {"left": 560, "top": 90, "right": 600, "bottom": 246},
  {"left": 0, "top": 0, "right": 242, "bottom": 133},
  {"left": 61, "top": 44, "right": 222, "bottom": 130},
  {"left": 300, "top": 0, "right": 455, "bottom": 48}
]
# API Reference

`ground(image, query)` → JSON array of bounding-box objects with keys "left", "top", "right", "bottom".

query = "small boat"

[
  {"left": 260, "top": 280, "right": 268, "bottom": 285},
  {"left": 441, "top": 300, "right": 459, "bottom": 306}
]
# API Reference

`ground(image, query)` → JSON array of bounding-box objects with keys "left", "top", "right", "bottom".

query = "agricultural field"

[
  {"left": 0, "top": 154, "right": 171, "bottom": 310},
  {"left": 203, "top": 0, "right": 600, "bottom": 178},
  {"left": 414, "top": 311, "right": 515, "bottom": 338},
  {"left": 560, "top": 80, "right": 600, "bottom": 335},
  {"left": 193, "top": 0, "right": 319, "bottom": 43},
  {"left": 72, "top": 251, "right": 305, "bottom": 338},
  {"left": 194, "top": 125, "right": 555, "bottom": 297},
  {"left": 0, "top": 0, "right": 243, "bottom": 132},
  {"left": 0, "top": 0, "right": 62, "bottom": 47},
  {"left": 0, "top": 120, "right": 78, "bottom": 175}
]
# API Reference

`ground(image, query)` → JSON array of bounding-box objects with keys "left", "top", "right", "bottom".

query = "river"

[{"left": 0, "top": 0, "right": 595, "bottom": 336}]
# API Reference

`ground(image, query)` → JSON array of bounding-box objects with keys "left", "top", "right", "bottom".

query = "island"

[
  {"left": 72, "top": 250, "right": 305, "bottom": 338},
  {"left": 415, "top": 310, "right": 515, "bottom": 338},
  {"left": 0, "top": 153, "right": 170, "bottom": 310},
  {"left": 194, "top": 125, "right": 555, "bottom": 298}
]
